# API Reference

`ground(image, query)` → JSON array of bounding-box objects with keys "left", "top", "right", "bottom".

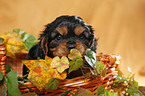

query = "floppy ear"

[
  {"left": 89, "top": 35, "right": 97, "bottom": 52},
  {"left": 88, "top": 26, "right": 97, "bottom": 52},
  {"left": 40, "top": 36, "right": 48, "bottom": 56}
]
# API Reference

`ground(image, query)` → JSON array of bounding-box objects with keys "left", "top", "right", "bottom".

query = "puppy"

[{"left": 23, "top": 15, "right": 97, "bottom": 77}]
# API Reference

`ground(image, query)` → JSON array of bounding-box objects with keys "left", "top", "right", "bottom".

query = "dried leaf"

[
  {"left": 51, "top": 56, "right": 69, "bottom": 73},
  {"left": 68, "top": 49, "right": 82, "bottom": 60},
  {"left": 0, "top": 32, "right": 27, "bottom": 56},
  {"left": 23, "top": 56, "right": 67, "bottom": 91}
]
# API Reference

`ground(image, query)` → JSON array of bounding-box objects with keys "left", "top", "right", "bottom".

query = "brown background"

[{"left": 0, "top": 0, "right": 145, "bottom": 85}]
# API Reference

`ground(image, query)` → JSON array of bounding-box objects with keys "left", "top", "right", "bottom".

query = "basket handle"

[{"left": 0, "top": 37, "right": 6, "bottom": 76}]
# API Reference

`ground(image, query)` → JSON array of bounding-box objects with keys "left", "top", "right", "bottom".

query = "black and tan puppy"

[{"left": 23, "top": 15, "right": 97, "bottom": 77}]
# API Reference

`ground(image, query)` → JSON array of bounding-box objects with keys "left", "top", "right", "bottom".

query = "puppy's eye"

[
  {"left": 55, "top": 35, "right": 62, "bottom": 40},
  {"left": 80, "top": 34, "right": 85, "bottom": 39},
  {"left": 79, "top": 31, "right": 90, "bottom": 39}
]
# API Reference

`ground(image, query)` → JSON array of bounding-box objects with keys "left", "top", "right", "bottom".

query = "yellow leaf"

[
  {"left": 68, "top": 49, "right": 82, "bottom": 60},
  {"left": 52, "top": 70, "right": 67, "bottom": 80},
  {"left": 28, "top": 71, "right": 50, "bottom": 91},
  {"left": 0, "top": 32, "right": 27, "bottom": 56},
  {"left": 22, "top": 56, "right": 67, "bottom": 91},
  {"left": 51, "top": 56, "right": 69, "bottom": 73}
]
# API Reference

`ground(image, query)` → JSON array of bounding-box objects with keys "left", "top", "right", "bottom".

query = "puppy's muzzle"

[{"left": 66, "top": 39, "right": 76, "bottom": 50}]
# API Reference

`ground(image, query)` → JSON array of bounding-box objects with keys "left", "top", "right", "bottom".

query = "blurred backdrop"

[{"left": 0, "top": 0, "right": 145, "bottom": 85}]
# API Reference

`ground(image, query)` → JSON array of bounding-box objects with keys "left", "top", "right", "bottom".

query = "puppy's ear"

[
  {"left": 41, "top": 36, "right": 48, "bottom": 55},
  {"left": 89, "top": 35, "right": 97, "bottom": 52},
  {"left": 88, "top": 25, "right": 97, "bottom": 52}
]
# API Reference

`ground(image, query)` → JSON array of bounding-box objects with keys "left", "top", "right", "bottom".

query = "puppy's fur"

[{"left": 23, "top": 15, "right": 97, "bottom": 77}]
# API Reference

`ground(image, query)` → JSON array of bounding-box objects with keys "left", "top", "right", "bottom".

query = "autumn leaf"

[
  {"left": 0, "top": 29, "right": 38, "bottom": 56},
  {"left": 0, "top": 32, "right": 27, "bottom": 56},
  {"left": 51, "top": 56, "right": 69, "bottom": 73},
  {"left": 22, "top": 56, "right": 67, "bottom": 91},
  {"left": 68, "top": 49, "right": 82, "bottom": 60}
]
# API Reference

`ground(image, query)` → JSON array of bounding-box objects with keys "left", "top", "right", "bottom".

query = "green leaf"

[
  {"left": 13, "top": 29, "right": 26, "bottom": 39},
  {"left": 6, "top": 64, "right": 12, "bottom": 73},
  {"left": 69, "top": 58, "right": 83, "bottom": 74},
  {"left": 0, "top": 71, "right": 4, "bottom": 81},
  {"left": 13, "top": 29, "right": 26, "bottom": 35},
  {"left": 84, "top": 56, "right": 94, "bottom": 68},
  {"left": 114, "top": 73, "right": 127, "bottom": 83},
  {"left": 84, "top": 49, "right": 96, "bottom": 68},
  {"left": 129, "top": 74, "right": 139, "bottom": 89},
  {"left": 23, "top": 34, "right": 37, "bottom": 42},
  {"left": 23, "top": 34, "right": 38, "bottom": 51},
  {"left": 24, "top": 42, "right": 36, "bottom": 51},
  {"left": 46, "top": 78, "right": 59, "bottom": 90},
  {"left": 133, "top": 93, "right": 141, "bottom": 96},
  {"left": 86, "top": 49, "right": 96, "bottom": 60},
  {"left": 101, "top": 65, "right": 107, "bottom": 77},
  {"left": 75, "top": 88, "right": 94, "bottom": 96},
  {"left": 6, "top": 71, "right": 21, "bottom": 96},
  {"left": 96, "top": 62, "right": 104, "bottom": 74},
  {"left": 96, "top": 85, "right": 105, "bottom": 96},
  {"left": 126, "top": 86, "right": 140, "bottom": 95},
  {"left": 130, "top": 79, "right": 139, "bottom": 89},
  {"left": 104, "top": 91, "right": 118, "bottom": 96}
]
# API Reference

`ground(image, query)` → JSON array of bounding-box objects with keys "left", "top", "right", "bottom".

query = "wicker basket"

[
  {"left": 0, "top": 38, "right": 6, "bottom": 76},
  {"left": 18, "top": 54, "right": 118, "bottom": 96},
  {"left": 0, "top": 38, "right": 119, "bottom": 95}
]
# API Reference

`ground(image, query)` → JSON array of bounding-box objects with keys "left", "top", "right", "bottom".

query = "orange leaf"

[
  {"left": 0, "top": 32, "right": 27, "bottom": 56},
  {"left": 22, "top": 56, "right": 67, "bottom": 91}
]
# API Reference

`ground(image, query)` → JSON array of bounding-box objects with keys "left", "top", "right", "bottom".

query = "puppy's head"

[{"left": 40, "top": 15, "right": 97, "bottom": 57}]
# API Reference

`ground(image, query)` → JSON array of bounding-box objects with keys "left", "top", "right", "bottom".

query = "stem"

[
  {"left": 80, "top": 67, "right": 85, "bottom": 76},
  {"left": 58, "top": 87, "right": 75, "bottom": 96},
  {"left": 18, "top": 82, "right": 39, "bottom": 95}
]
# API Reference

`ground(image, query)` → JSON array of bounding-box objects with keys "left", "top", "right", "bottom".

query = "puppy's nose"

[
  {"left": 67, "top": 39, "right": 76, "bottom": 50},
  {"left": 67, "top": 44, "right": 76, "bottom": 50}
]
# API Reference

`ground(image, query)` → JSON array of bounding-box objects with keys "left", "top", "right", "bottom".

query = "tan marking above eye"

[
  {"left": 50, "top": 40, "right": 69, "bottom": 57},
  {"left": 56, "top": 26, "right": 68, "bottom": 36},
  {"left": 83, "top": 31, "right": 90, "bottom": 38},
  {"left": 51, "top": 31, "right": 58, "bottom": 39},
  {"left": 74, "top": 26, "right": 86, "bottom": 35}
]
